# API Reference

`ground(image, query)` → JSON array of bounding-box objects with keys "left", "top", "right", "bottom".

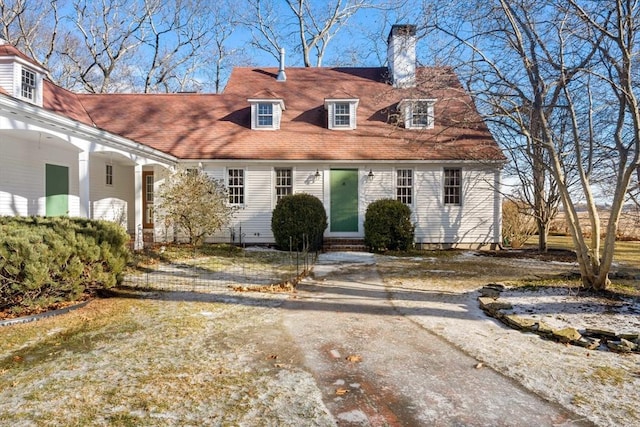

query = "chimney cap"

[{"left": 388, "top": 24, "right": 417, "bottom": 42}]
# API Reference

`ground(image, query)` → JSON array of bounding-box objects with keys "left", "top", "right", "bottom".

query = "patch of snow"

[{"left": 337, "top": 409, "right": 369, "bottom": 424}]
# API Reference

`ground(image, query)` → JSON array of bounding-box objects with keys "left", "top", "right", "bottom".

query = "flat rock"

[
  {"left": 552, "top": 327, "right": 582, "bottom": 343},
  {"left": 503, "top": 314, "right": 536, "bottom": 331},
  {"left": 574, "top": 337, "right": 601, "bottom": 350},
  {"left": 478, "top": 297, "right": 512, "bottom": 314},
  {"left": 584, "top": 328, "right": 617, "bottom": 339},
  {"left": 535, "top": 321, "right": 554, "bottom": 336}
]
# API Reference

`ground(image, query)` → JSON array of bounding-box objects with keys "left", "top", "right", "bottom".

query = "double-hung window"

[
  {"left": 325, "top": 98, "right": 359, "bottom": 130},
  {"left": 444, "top": 168, "right": 461, "bottom": 205},
  {"left": 396, "top": 169, "right": 413, "bottom": 205},
  {"left": 248, "top": 98, "right": 285, "bottom": 130},
  {"left": 399, "top": 99, "right": 435, "bottom": 129},
  {"left": 21, "top": 68, "right": 36, "bottom": 101},
  {"left": 333, "top": 103, "right": 351, "bottom": 127},
  {"left": 275, "top": 168, "right": 292, "bottom": 201},
  {"left": 228, "top": 168, "right": 244, "bottom": 205},
  {"left": 257, "top": 103, "right": 273, "bottom": 127},
  {"left": 106, "top": 164, "right": 113, "bottom": 186}
]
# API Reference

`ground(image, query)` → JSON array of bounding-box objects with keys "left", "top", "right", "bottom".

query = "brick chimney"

[{"left": 387, "top": 24, "right": 417, "bottom": 88}]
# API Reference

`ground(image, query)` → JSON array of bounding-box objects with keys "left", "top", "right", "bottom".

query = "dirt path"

[{"left": 282, "top": 252, "right": 592, "bottom": 426}]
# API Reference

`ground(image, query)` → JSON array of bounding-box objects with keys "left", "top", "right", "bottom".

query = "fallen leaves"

[
  {"left": 335, "top": 387, "right": 349, "bottom": 396},
  {"left": 230, "top": 281, "right": 296, "bottom": 293},
  {"left": 346, "top": 354, "right": 362, "bottom": 363}
]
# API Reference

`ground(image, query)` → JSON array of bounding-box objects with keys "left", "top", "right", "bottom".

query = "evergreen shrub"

[
  {"left": 364, "top": 199, "right": 415, "bottom": 252},
  {"left": 0, "top": 216, "right": 130, "bottom": 315},
  {"left": 271, "top": 194, "right": 327, "bottom": 251}
]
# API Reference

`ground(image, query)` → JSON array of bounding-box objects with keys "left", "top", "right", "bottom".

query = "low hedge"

[{"left": 0, "top": 216, "right": 130, "bottom": 315}]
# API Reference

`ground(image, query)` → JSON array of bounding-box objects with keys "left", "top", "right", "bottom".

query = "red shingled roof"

[
  {"left": 75, "top": 66, "right": 503, "bottom": 161},
  {"left": 0, "top": 44, "right": 502, "bottom": 162},
  {"left": 43, "top": 80, "right": 95, "bottom": 126}
]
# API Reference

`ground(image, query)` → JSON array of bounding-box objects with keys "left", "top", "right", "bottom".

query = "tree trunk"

[{"left": 537, "top": 221, "right": 548, "bottom": 253}]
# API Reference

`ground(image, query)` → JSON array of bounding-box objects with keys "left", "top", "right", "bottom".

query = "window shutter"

[
  {"left": 350, "top": 102, "right": 357, "bottom": 129},
  {"left": 328, "top": 103, "right": 334, "bottom": 129},
  {"left": 273, "top": 104, "right": 281, "bottom": 129},
  {"left": 250, "top": 103, "right": 257, "bottom": 129}
]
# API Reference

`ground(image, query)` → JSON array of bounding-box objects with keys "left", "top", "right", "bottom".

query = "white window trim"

[
  {"left": 248, "top": 98, "right": 285, "bottom": 130},
  {"left": 443, "top": 167, "right": 462, "bottom": 206},
  {"left": 21, "top": 67, "right": 36, "bottom": 102},
  {"left": 399, "top": 99, "right": 436, "bottom": 129},
  {"left": 105, "top": 164, "right": 113, "bottom": 186},
  {"left": 274, "top": 167, "right": 294, "bottom": 206},
  {"left": 395, "top": 168, "right": 414, "bottom": 206},
  {"left": 227, "top": 167, "right": 246, "bottom": 206},
  {"left": 324, "top": 98, "right": 359, "bottom": 130}
]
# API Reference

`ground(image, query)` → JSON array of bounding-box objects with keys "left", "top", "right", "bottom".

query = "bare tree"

[
  {"left": 243, "top": 0, "right": 395, "bottom": 67},
  {"left": 138, "top": 0, "right": 217, "bottom": 93},
  {"left": 0, "top": 0, "right": 65, "bottom": 79},
  {"left": 426, "top": 0, "right": 640, "bottom": 290},
  {"left": 61, "top": 0, "right": 146, "bottom": 93}
]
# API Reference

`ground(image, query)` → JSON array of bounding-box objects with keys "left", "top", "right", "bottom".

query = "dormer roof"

[{"left": 0, "top": 43, "right": 47, "bottom": 72}]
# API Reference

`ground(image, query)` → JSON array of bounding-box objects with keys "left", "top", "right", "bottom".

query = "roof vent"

[{"left": 277, "top": 48, "right": 286, "bottom": 82}]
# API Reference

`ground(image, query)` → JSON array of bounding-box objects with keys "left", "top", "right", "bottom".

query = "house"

[{"left": 0, "top": 25, "right": 505, "bottom": 250}]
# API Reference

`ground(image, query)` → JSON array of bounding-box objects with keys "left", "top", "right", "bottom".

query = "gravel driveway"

[{"left": 283, "top": 252, "right": 592, "bottom": 426}]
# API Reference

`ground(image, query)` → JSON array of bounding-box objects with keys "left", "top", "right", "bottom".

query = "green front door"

[
  {"left": 330, "top": 169, "right": 358, "bottom": 232},
  {"left": 45, "top": 164, "right": 69, "bottom": 216}
]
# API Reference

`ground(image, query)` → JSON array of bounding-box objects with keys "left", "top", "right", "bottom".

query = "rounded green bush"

[
  {"left": 364, "top": 199, "right": 415, "bottom": 252},
  {"left": 271, "top": 194, "right": 327, "bottom": 251}
]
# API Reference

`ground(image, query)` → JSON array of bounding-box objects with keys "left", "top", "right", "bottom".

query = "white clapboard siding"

[
  {"left": 414, "top": 167, "right": 499, "bottom": 246},
  {"left": 0, "top": 132, "right": 79, "bottom": 216},
  {"left": 0, "top": 61, "right": 14, "bottom": 97},
  {"left": 90, "top": 157, "right": 134, "bottom": 232}
]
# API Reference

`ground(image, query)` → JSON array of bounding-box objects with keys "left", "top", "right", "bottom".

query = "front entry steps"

[{"left": 323, "top": 238, "right": 368, "bottom": 252}]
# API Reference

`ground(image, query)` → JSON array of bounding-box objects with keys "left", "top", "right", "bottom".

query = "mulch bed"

[{"left": 479, "top": 248, "right": 578, "bottom": 263}]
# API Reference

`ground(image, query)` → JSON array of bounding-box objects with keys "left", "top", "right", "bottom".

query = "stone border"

[
  {"left": 478, "top": 284, "right": 640, "bottom": 353},
  {"left": 0, "top": 300, "right": 91, "bottom": 327}
]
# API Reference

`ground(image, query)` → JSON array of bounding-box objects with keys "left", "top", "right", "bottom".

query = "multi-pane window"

[
  {"left": 334, "top": 102, "right": 351, "bottom": 127},
  {"left": 228, "top": 168, "right": 244, "bottom": 205},
  {"left": 444, "top": 168, "right": 461, "bottom": 205},
  {"left": 106, "top": 164, "right": 113, "bottom": 186},
  {"left": 396, "top": 169, "right": 413, "bottom": 205},
  {"left": 257, "top": 103, "right": 273, "bottom": 127},
  {"left": 411, "top": 101, "right": 433, "bottom": 128},
  {"left": 143, "top": 172, "right": 154, "bottom": 227},
  {"left": 275, "top": 168, "right": 292, "bottom": 201},
  {"left": 21, "top": 68, "right": 36, "bottom": 101}
]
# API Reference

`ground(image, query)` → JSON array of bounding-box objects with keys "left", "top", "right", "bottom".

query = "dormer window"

[
  {"left": 21, "top": 67, "right": 36, "bottom": 101},
  {"left": 334, "top": 103, "right": 351, "bottom": 127},
  {"left": 248, "top": 97, "right": 285, "bottom": 130},
  {"left": 0, "top": 44, "right": 46, "bottom": 106},
  {"left": 258, "top": 103, "right": 273, "bottom": 126},
  {"left": 324, "top": 98, "right": 359, "bottom": 130},
  {"left": 399, "top": 99, "right": 435, "bottom": 129}
]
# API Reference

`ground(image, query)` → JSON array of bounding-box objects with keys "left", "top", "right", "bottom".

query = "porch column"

[
  {"left": 134, "top": 164, "right": 143, "bottom": 250},
  {"left": 78, "top": 151, "right": 90, "bottom": 218},
  {"left": 494, "top": 169, "right": 502, "bottom": 246}
]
